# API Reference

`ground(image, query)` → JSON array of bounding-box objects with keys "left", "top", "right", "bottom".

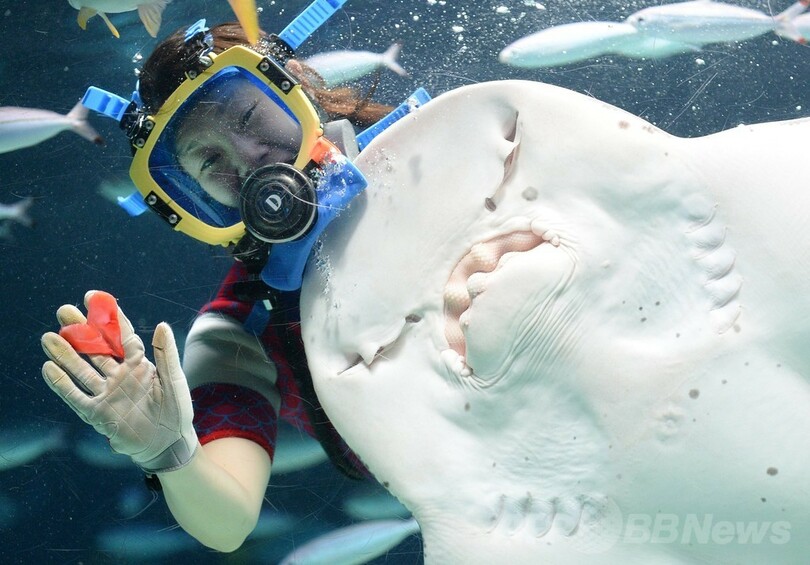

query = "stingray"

[{"left": 300, "top": 81, "right": 810, "bottom": 563}]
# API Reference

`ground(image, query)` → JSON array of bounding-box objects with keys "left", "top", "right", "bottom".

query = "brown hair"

[{"left": 138, "top": 22, "right": 393, "bottom": 128}]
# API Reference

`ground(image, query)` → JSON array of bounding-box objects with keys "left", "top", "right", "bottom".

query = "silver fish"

[
  {"left": 304, "top": 43, "right": 408, "bottom": 87},
  {"left": 0, "top": 100, "right": 103, "bottom": 154},
  {"left": 0, "top": 197, "right": 33, "bottom": 227},
  {"left": 625, "top": 0, "right": 808, "bottom": 45},
  {"left": 279, "top": 518, "right": 420, "bottom": 565},
  {"left": 0, "top": 427, "right": 64, "bottom": 471}
]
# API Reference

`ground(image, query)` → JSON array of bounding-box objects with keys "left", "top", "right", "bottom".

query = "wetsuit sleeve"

[{"left": 183, "top": 312, "right": 282, "bottom": 460}]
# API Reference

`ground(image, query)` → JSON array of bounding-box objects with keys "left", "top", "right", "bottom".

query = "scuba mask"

[{"left": 81, "top": 0, "right": 368, "bottom": 291}]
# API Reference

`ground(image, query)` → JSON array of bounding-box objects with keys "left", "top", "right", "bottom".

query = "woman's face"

[{"left": 174, "top": 75, "right": 303, "bottom": 207}]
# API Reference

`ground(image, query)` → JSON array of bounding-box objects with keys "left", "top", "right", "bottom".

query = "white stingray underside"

[{"left": 300, "top": 81, "right": 810, "bottom": 564}]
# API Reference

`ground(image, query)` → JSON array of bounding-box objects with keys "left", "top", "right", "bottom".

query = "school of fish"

[{"left": 500, "top": 0, "right": 810, "bottom": 68}]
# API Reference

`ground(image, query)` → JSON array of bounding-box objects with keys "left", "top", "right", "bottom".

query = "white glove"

[{"left": 41, "top": 291, "right": 198, "bottom": 474}]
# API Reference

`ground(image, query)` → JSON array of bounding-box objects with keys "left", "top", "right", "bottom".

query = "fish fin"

[
  {"left": 66, "top": 100, "right": 105, "bottom": 146},
  {"left": 97, "top": 12, "right": 120, "bottom": 38},
  {"left": 138, "top": 0, "right": 171, "bottom": 38},
  {"left": 775, "top": 22, "right": 807, "bottom": 43},
  {"left": 382, "top": 42, "right": 408, "bottom": 77},
  {"left": 227, "top": 0, "right": 260, "bottom": 44},
  {"left": 776, "top": 0, "right": 809, "bottom": 22},
  {"left": 76, "top": 7, "right": 96, "bottom": 30},
  {"left": 8, "top": 197, "right": 34, "bottom": 228},
  {"left": 0, "top": 222, "right": 14, "bottom": 241}
]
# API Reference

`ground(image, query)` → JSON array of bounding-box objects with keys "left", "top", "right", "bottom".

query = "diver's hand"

[{"left": 41, "top": 291, "right": 198, "bottom": 473}]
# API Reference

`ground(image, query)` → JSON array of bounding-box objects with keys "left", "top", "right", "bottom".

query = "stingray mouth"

[{"left": 442, "top": 223, "right": 561, "bottom": 377}]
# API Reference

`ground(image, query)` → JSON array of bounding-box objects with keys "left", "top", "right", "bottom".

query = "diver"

[{"left": 40, "top": 1, "right": 428, "bottom": 552}]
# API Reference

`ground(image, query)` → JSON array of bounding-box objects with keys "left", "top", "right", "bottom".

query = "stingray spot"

[
  {"left": 464, "top": 402, "right": 470, "bottom": 411},
  {"left": 655, "top": 301, "right": 660, "bottom": 306},
  {"left": 484, "top": 197, "right": 497, "bottom": 211},
  {"left": 676, "top": 333, "right": 681, "bottom": 338},
  {"left": 761, "top": 497, "right": 767, "bottom": 502},
  {"left": 640, "top": 317, "right": 647, "bottom": 323},
  {"left": 638, "top": 306, "right": 643, "bottom": 311},
  {"left": 744, "top": 361, "right": 750, "bottom": 366},
  {"left": 618, "top": 120, "right": 629, "bottom": 129},
  {"left": 383, "top": 481, "right": 390, "bottom": 488},
  {"left": 492, "top": 462, "right": 497, "bottom": 467},
  {"left": 689, "top": 389, "right": 700, "bottom": 399},
  {"left": 405, "top": 314, "right": 421, "bottom": 323},
  {"left": 767, "top": 467, "right": 778, "bottom": 476},
  {"left": 522, "top": 187, "right": 538, "bottom": 201},
  {"left": 722, "top": 379, "right": 727, "bottom": 384}
]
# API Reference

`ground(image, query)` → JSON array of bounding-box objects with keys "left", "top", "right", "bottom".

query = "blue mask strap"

[
  {"left": 278, "top": 0, "right": 348, "bottom": 50},
  {"left": 356, "top": 87, "right": 432, "bottom": 151}
]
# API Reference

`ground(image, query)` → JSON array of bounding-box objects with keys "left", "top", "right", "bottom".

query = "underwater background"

[{"left": 1, "top": 0, "right": 809, "bottom": 563}]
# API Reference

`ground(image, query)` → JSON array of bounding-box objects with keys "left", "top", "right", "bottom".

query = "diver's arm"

[
  {"left": 157, "top": 436, "right": 271, "bottom": 552},
  {"left": 156, "top": 312, "right": 282, "bottom": 552},
  {"left": 42, "top": 297, "right": 280, "bottom": 553}
]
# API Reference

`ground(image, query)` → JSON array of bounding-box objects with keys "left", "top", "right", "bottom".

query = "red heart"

[{"left": 59, "top": 291, "right": 125, "bottom": 358}]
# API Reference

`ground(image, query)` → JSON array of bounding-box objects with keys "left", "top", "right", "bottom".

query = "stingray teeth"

[
  {"left": 441, "top": 349, "right": 472, "bottom": 377},
  {"left": 530, "top": 219, "right": 560, "bottom": 246},
  {"left": 467, "top": 272, "right": 487, "bottom": 299},
  {"left": 444, "top": 282, "right": 470, "bottom": 311}
]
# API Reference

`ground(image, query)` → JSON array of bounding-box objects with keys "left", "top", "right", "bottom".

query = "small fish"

[
  {"left": 343, "top": 488, "right": 411, "bottom": 521},
  {"left": 246, "top": 510, "right": 297, "bottom": 541},
  {"left": 67, "top": 0, "right": 171, "bottom": 38},
  {"left": 304, "top": 43, "right": 408, "bottom": 87},
  {"left": 279, "top": 518, "right": 420, "bottom": 565},
  {"left": 96, "top": 524, "right": 198, "bottom": 559},
  {"left": 0, "top": 197, "right": 33, "bottom": 227},
  {"left": 0, "top": 100, "right": 103, "bottom": 154},
  {"left": 271, "top": 424, "right": 329, "bottom": 474},
  {"left": 499, "top": 21, "right": 639, "bottom": 68},
  {"left": 625, "top": 0, "right": 808, "bottom": 45},
  {"left": 0, "top": 427, "right": 64, "bottom": 471},
  {"left": 75, "top": 432, "right": 133, "bottom": 469}
]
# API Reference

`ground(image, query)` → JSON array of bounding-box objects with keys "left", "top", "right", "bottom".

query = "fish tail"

[
  {"left": 227, "top": 0, "right": 260, "bottom": 44},
  {"left": 97, "top": 12, "right": 120, "bottom": 38},
  {"left": 66, "top": 100, "right": 105, "bottom": 146},
  {"left": 382, "top": 42, "right": 409, "bottom": 77},
  {"left": 138, "top": 0, "right": 171, "bottom": 39},
  {"left": 8, "top": 197, "right": 34, "bottom": 227},
  {"left": 775, "top": 0, "right": 809, "bottom": 22},
  {"left": 76, "top": 6, "right": 96, "bottom": 30}
]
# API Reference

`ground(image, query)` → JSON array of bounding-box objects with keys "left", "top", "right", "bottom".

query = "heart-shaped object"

[{"left": 59, "top": 291, "right": 125, "bottom": 358}]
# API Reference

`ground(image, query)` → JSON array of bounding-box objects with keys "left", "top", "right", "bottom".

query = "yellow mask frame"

[{"left": 129, "top": 45, "right": 333, "bottom": 246}]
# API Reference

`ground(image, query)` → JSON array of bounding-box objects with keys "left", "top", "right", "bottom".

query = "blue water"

[{"left": 1, "top": 0, "right": 808, "bottom": 563}]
